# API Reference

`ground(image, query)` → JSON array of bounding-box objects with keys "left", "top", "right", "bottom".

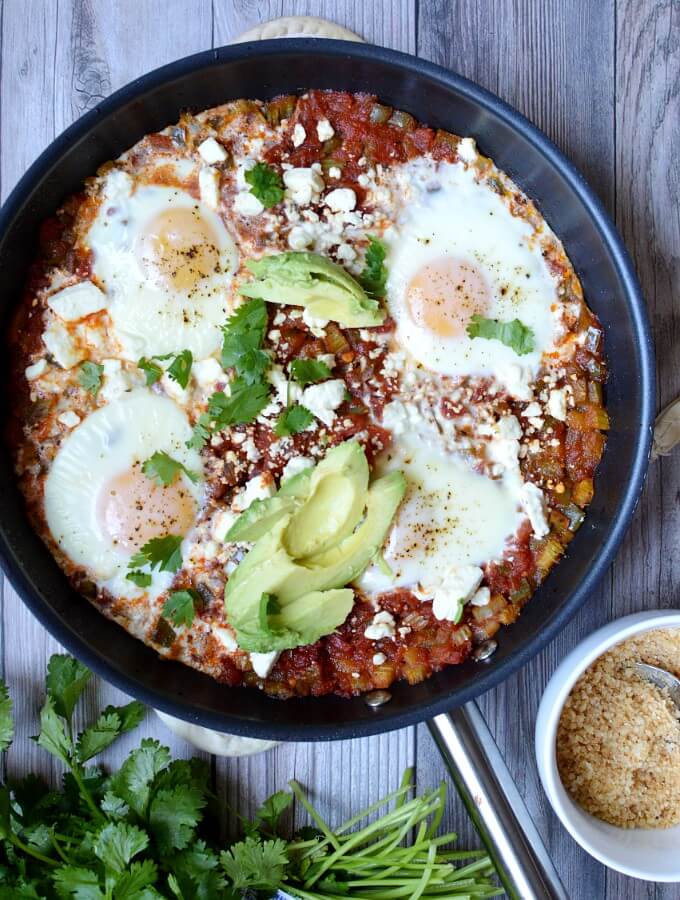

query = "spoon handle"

[{"left": 428, "top": 702, "right": 569, "bottom": 900}]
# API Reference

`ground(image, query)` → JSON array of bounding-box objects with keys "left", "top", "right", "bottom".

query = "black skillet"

[{"left": 0, "top": 40, "right": 654, "bottom": 747}]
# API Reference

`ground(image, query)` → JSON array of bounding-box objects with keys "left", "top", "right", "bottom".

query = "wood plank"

[
  {"left": 610, "top": 1, "right": 679, "bottom": 895},
  {"left": 417, "top": 1, "right": 616, "bottom": 895}
]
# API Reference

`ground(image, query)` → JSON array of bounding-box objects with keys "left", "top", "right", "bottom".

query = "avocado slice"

[
  {"left": 277, "top": 467, "right": 313, "bottom": 498},
  {"left": 235, "top": 588, "right": 355, "bottom": 653},
  {"left": 225, "top": 495, "right": 298, "bottom": 542},
  {"left": 225, "top": 471, "right": 406, "bottom": 627},
  {"left": 284, "top": 441, "right": 369, "bottom": 559},
  {"left": 238, "top": 251, "right": 385, "bottom": 327}
]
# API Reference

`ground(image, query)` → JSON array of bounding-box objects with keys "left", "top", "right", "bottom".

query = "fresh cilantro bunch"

[{"left": 0, "top": 655, "right": 501, "bottom": 898}]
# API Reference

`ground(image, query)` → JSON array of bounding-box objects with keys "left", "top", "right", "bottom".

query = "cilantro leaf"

[
  {"left": 35, "top": 695, "right": 72, "bottom": 766},
  {"left": 162, "top": 590, "right": 200, "bottom": 629},
  {"left": 76, "top": 702, "right": 145, "bottom": 763},
  {"left": 220, "top": 836, "right": 288, "bottom": 892},
  {"left": 171, "top": 840, "right": 225, "bottom": 899},
  {"left": 126, "top": 570, "right": 152, "bottom": 588},
  {"left": 46, "top": 655, "right": 91, "bottom": 722},
  {"left": 110, "top": 859, "right": 157, "bottom": 898},
  {"left": 244, "top": 163, "right": 284, "bottom": 208},
  {"left": 186, "top": 413, "right": 212, "bottom": 451},
  {"left": 466, "top": 314, "right": 535, "bottom": 356},
  {"left": 78, "top": 361, "right": 104, "bottom": 397},
  {"left": 166, "top": 350, "right": 193, "bottom": 389},
  {"left": 141, "top": 452, "right": 198, "bottom": 487},
  {"left": 221, "top": 298, "right": 270, "bottom": 384},
  {"left": 52, "top": 866, "right": 103, "bottom": 898},
  {"left": 208, "top": 379, "right": 270, "bottom": 428},
  {"left": 148, "top": 784, "right": 206, "bottom": 854},
  {"left": 129, "top": 535, "right": 183, "bottom": 574},
  {"left": 275, "top": 404, "right": 313, "bottom": 436},
  {"left": 253, "top": 790, "right": 293, "bottom": 834},
  {"left": 357, "top": 237, "right": 388, "bottom": 299},
  {"left": 107, "top": 739, "right": 171, "bottom": 819},
  {"left": 0, "top": 681, "right": 13, "bottom": 752},
  {"left": 290, "top": 358, "right": 331, "bottom": 386},
  {"left": 137, "top": 357, "right": 163, "bottom": 386},
  {"left": 100, "top": 792, "right": 129, "bottom": 820},
  {"left": 94, "top": 821, "right": 149, "bottom": 874}
]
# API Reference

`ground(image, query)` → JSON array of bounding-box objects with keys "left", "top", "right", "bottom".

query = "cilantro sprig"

[
  {"left": 162, "top": 589, "right": 201, "bottom": 628},
  {"left": 244, "top": 162, "right": 284, "bottom": 208},
  {"left": 358, "top": 236, "right": 388, "bottom": 299},
  {"left": 78, "top": 361, "right": 104, "bottom": 397},
  {"left": 290, "top": 358, "right": 331, "bottom": 386},
  {"left": 128, "top": 535, "right": 183, "bottom": 578},
  {"left": 275, "top": 404, "right": 314, "bottom": 437},
  {"left": 466, "top": 314, "right": 535, "bottom": 356},
  {"left": 138, "top": 349, "right": 193, "bottom": 389},
  {"left": 0, "top": 654, "right": 501, "bottom": 897},
  {"left": 142, "top": 451, "right": 199, "bottom": 487}
]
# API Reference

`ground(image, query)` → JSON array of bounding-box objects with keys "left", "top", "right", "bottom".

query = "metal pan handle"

[{"left": 428, "top": 702, "right": 569, "bottom": 900}]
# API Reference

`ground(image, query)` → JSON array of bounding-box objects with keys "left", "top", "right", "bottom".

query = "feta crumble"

[
  {"left": 47, "top": 281, "right": 106, "bottom": 321},
  {"left": 198, "top": 137, "right": 227, "bottom": 164},
  {"left": 520, "top": 482, "right": 550, "bottom": 537},
  {"left": 431, "top": 565, "right": 484, "bottom": 622},
  {"left": 364, "top": 610, "right": 396, "bottom": 640},
  {"left": 316, "top": 118, "right": 335, "bottom": 141},
  {"left": 250, "top": 651, "right": 279, "bottom": 679},
  {"left": 301, "top": 379, "right": 346, "bottom": 426},
  {"left": 292, "top": 123, "right": 306, "bottom": 147},
  {"left": 283, "top": 167, "right": 325, "bottom": 206}
]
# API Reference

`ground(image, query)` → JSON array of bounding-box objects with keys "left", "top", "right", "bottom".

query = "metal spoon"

[{"left": 635, "top": 662, "right": 680, "bottom": 710}]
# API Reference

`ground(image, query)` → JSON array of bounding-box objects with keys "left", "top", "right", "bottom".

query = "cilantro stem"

[
  {"left": 69, "top": 764, "right": 105, "bottom": 824},
  {"left": 49, "top": 829, "right": 72, "bottom": 864},
  {"left": 9, "top": 833, "right": 59, "bottom": 867}
]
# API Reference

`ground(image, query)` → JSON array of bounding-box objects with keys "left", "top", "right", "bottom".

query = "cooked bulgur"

[{"left": 556, "top": 627, "right": 680, "bottom": 829}]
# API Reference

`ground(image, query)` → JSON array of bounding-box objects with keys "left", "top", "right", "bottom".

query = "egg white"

[
  {"left": 44, "top": 390, "right": 202, "bottom": 599},
  {"left": 384, "top": 157, "right": 559, "bottom": 386},
  {"left": 87, "top": 171, "right": 238, "bottom": 361},
  {"left": 358, "top": 434, "right": 523, "bottom": 596}
]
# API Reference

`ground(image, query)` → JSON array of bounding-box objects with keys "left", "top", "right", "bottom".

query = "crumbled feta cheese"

[
  {"left": 198, "top": 137, "right": 227, "bottom": 164},
  {"left": 317, "top": 353, "right": 336, "bottom": 370},
  {"left": 316, "top": 118, "right": 335, "bottom": 141},
  {"left": 99, "top": 359, "right": 141, "bottom": 403},
  {"left": 498, "top": 363, "right": 533, "bottom": 401},
  {"left": 212, "top": 625, "right": 238, "bottom": 652},
  {"left": 235, "top": 157, "right": 256, "bottom": 190},
  {"left": 234, "top": 190, "right": 264, "bottom": 216},
  {"left": 57, "top": 410, "right": 81, "bottom": 428},
  {"left": 364, "top": 610, "right": 396, "bottom": 640},
  {"left": 431, "top": 566, "right": 484, "bottom": 621},
  {"left": 336, "top": 242, "right": 356, "bottom": 262},
  {"left": 357, "top": 173, "right": 371, "bottom": 187},
  {"left": 242, "top": 436, "right": 261, "bottom": 462},
  {"left": 372, "top": 652, "right": 387, "bottom": 665},
  {"left": 250, "top": 651, "right": 279, "bottom": 678},
  {"left": 25, "top": 359, "right": 47, "bottom": 381},
  {"left": 198, "top": 166, "right": 220, "bottom": 209},
  {"left": 547, "top": 388, "right": 567, "bottom": 421},
  {"left": 457, "top": 137, "right": 478, "bottom": 163},
  {"left": 301, "top": 379, "right": 346, "bottom": 426},
  {"left": 192, "top": 357, "right": 225, "bottom": 390},
  {"left": 42, "top": 320, "right": 84, "bottom": 369},
  {"left": 47, "top": 281, "right": 106, "bottom": 321},
  {"left": 292, "top": 123, "right": 306, "bottom": 147},
  {"left": 520, "top": 482, "right": 550, "bottom": 537},
  {"left": 234, "top": 474, "right": 275, "bottom": 512},
  {"left": 381, "top": 400, "right": 409, "bottom": 436},
  {"left": 522, "top": 402, "right": 542, "bottom": 418},
  {"left": 328, "top": 166, "right": 342, "bottom": 179},
  {"left": 484, "top": 415, "right": 522, "bottom": 472},
  {"left": 283, "top": 167, "right": 325, "bottom": 206},
  {"left": 281, "top": 456, "right": 314, "bottom": 482},
  {"left": 470, "top": 587, "right": 491, "bottom": 607},
  {"left": 324, "top": 188, "right": 356, "bottom": 213},
  {"left": 301, "top": 307, "right": 329, "bottom": 336},
  {"left": 211, "top": 508, "right": 239, "bottom": 543},
  {"left": 288, "top": 225, "right": 312, "bottom": 250}
]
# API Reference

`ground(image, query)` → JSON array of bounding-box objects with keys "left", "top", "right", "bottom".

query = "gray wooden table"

[{"left": 1, "top": 2, "right": 677, "bottom": 897}]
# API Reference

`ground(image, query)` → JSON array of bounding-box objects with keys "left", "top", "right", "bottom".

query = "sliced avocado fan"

[
  {"left": 238, "top": 251, "right": 385, "bottom": 327},
  {"left": 223, "top": 441, "right": 406, "bottom": 654}
]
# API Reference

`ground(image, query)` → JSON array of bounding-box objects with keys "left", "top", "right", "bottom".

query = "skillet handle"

[{"left": 428, "top": 703, "right": 570, "bottom": 900}]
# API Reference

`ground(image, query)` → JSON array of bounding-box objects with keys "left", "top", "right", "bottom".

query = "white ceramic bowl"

[{"left": 535, "top": 609, "right": 680, "bottom": 882}]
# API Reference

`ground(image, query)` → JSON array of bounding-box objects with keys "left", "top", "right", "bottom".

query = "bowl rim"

[
  {"left": 535, "top": 610, "right": 680, "bottom": 882},
  {"left": 0, "top": 37, "right": 656, "bottom": 739}
]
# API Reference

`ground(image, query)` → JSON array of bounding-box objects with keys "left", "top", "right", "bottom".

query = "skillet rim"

[{"left": 0, "top": 38, "right": 655, "bottom": 740}]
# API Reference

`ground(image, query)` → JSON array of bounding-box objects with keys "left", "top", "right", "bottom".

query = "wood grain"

[{"left": 1, "top": 3, "right": 678, "bottom": 898}]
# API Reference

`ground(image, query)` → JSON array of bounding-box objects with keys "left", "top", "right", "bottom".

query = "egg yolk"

[
  {"left": 136, "top": 207, "right": 221, "bottom": 293},
  {"left": 406, "top": 257, "right": 490, "bottom": 336},
  {"left": 97, "top": 466, "right": 196, "bottom": 551}
]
